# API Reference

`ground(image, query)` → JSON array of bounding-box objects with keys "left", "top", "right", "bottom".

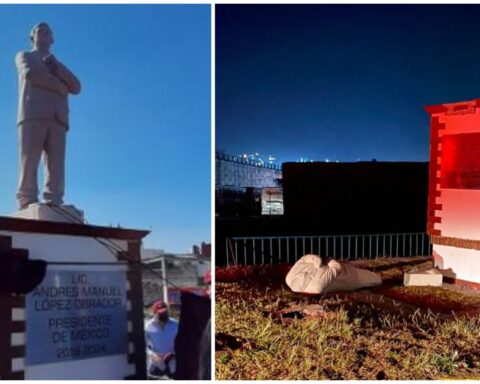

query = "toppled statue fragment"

[
  {"left": 285, "top": 254, "right": 382, "bottom": 294},
  {"left": 403, "top": 267, "right": 443, "bottom": 287}
]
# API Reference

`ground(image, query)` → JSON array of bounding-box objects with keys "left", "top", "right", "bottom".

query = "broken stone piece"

[{"left": 404, "top": 268, "right": 443, "bottom": 287}]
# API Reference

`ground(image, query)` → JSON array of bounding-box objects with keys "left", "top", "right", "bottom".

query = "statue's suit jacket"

[{"left": 15, "top": 50, "right": 81, "bottom": 129}]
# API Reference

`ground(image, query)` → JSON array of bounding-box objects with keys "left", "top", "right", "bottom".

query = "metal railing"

[{"left": 225, "top": 232, "right": 432, "bottom": 266}]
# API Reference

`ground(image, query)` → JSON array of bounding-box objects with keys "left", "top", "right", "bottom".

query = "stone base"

[
  {"left": 432, "top": 243, "right": 480, "bottom": 285},
  {"left": 404, "top": 268, "right": 443, "bottom": 287},
  {"left": 11, "top": 203, "right": 85, "bottom": 224}
]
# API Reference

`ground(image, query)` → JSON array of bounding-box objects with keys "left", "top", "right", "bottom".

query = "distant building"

[
  {"left": 216, "top": 160, "right": 430, "bottom": 266},
  {"left": 216, "top": 151, "right": 282, "bottom": 189},
  {"left": 216, "top": 151, "right": 282, "bottom": 216},
  {"left": 192, "top": 242, "right": 211, "bottom": 257},
  {"left": 200, "top": 242, "right": 211, "bottom": 258},
  {"left": 141, "top": 245, "right": 211, "bottom": 306},
  {"left": 141, "top": 248, "right": 165, "bottom": 261}
]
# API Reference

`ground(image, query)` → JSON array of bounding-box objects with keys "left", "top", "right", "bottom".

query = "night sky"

[{"left": 216, "top": 5, "right": 480, "bottom": 164}]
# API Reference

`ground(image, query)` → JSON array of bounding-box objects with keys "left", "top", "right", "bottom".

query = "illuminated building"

[
  {"left": 215, "top": 151, "right": 282, "bottom": 216},
  {"left": 215, "top": 151, "right": 281, "bottom": 189}
]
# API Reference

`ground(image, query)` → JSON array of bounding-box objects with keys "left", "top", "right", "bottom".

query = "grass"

[
  {"left": 215, "top": 257, "right": 480, "bottom": 380},
  {"left": 376, "top": 285, "right": 480, "bottom": 313}
]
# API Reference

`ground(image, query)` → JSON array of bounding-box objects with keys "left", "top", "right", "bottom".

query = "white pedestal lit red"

[{"left": 426, "top": 98, "right": 480, "bottom": 289}]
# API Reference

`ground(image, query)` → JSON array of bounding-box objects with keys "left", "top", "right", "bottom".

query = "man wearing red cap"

[{"left": 145, "top": 300, "right": 179, "bottom": 378}]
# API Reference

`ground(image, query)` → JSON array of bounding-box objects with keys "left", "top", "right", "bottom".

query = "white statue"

[
  {"left": 15, "top": 22, "right": 81, "bottom": 210},
  {"left": 286, "top": 254, "right": 382, "bottom": 294}
]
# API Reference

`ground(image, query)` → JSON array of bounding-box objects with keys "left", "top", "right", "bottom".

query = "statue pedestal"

[
  {"left": 0, "top": 216, "right": 149, "bottom": 379},
  {"left": 11, "top": 203, "right": 85, "bottom": 224}
]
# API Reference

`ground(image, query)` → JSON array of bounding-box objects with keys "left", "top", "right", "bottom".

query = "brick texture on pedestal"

[
  {"left": 425, "top": 98, "right": 480, "bottom": 288},
  {"left": 0, "top": 235, "right": 27, "bottom": 380},
  {"left": 0, "top": 216, "right": 149, "bottom": 380}
]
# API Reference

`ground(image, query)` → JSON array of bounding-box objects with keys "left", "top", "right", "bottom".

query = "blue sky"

[{"left": 0, "top": 4, "right": 211, "bottom": 253}]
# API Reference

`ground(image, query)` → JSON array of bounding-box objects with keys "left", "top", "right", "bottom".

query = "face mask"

[{"left": 157, "top": 312, "right": 169, "bottom": 323}]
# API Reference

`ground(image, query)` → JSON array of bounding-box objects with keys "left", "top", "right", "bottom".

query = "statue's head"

[{"left": 30, "top": 22, "right": 53, "bottom": 49}]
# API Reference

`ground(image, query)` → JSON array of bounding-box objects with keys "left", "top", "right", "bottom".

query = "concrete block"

[{"left": 404, "top": 268, "right": 443, "bottom": 287}]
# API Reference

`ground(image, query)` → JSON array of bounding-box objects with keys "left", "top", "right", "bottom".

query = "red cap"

[
  {"left": 151, "top": 300, "right": 168, "bottom": 314},
  {"left": 204, "top": 269, "right": 211, "bottom": 285}
]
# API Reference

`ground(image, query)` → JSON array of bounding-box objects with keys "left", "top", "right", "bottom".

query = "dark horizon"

[{"left": 216, "top": 4, "right": 480, "bottom": 164}]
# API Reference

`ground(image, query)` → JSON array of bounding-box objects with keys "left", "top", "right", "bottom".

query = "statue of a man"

[{"left": 15, "top": 22, "right": 81, "bottom": 209}]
